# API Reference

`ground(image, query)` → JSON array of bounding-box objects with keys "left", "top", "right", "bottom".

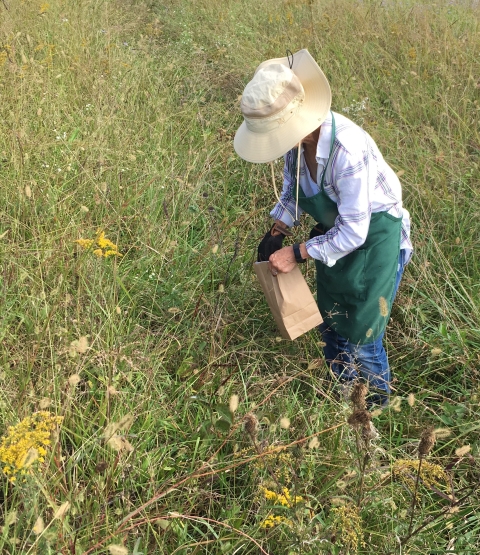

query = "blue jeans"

[{"left": 319, "top": 249, "right": 408, "bottom": 405}]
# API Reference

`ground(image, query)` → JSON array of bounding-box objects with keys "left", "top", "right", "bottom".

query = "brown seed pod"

[
  {"left": 347, "top": 410, "right": 372, "bottom": 430},
  {"left": 350, "top": 382, "right": 368, "bottom": 410},
  {"left": 244, "top": 413, "right": 259, "bottom": 440},
  {"left": 418, "top": 427, "right": 436, "bottom": 458}
]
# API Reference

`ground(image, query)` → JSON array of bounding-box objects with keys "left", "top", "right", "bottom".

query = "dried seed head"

[
  {"left": 108, "top": 546, "right": 128, "bottom": 555},
  {"left": 418, "top": 427, "right": 436, "bottom": 458},
  {"left": 455, "top": 445, "right": 471, "bottom": 457},
  {"left": 308, "top": 437, "right": 320, "bottom": 449},
  {"left": 68, "top": 374, "right": 81, "bottom": 386},
  {"left": 379, "top": 296, "right": 389, "bottom": 317},
  {"left": 390, "top": 396, "right": 402, "bottom": 412},
  {"left": 32, "top": 516, "right": 45, "bottom": 535},
  {"left": 347, "top": 410, "right": 372, "bottom": 430},
  {"left": 433, "top": 427, "right": 451, "bottom": 439},
  {"left": 229, "top": 394, "right": 239, "bottom": 413},
  {"left": 279, "top": 417, "right": 290, "bottom": 429},
  {"left": 53, "top": 502, "right": 70, "bottom": 520},
  {"left": 244, "top": 413, "right": 259, "bottom": 440},
  {"left": 350, "top": 382, "right": 368, "bottom": 410}
]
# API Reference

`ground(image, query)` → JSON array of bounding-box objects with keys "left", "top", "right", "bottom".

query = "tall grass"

[{"left": 0, "top": 0, "right": 479, "bottom": 553}]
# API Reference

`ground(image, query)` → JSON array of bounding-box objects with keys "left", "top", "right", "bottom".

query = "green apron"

[{"left": 294, "top": 114, "right": 402, "bottom": 344}]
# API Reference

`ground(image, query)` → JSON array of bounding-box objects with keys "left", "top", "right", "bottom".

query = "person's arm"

[
  {"left": 305, "top": 146, "right": 373, "bottom": 267},
  {"left": 269, "top": 145, "right": 374, "bottom": 274}
]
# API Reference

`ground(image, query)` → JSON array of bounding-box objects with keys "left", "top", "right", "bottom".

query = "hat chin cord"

[{"left": 270, "top": 143, "right": 302, "bottom": 227}]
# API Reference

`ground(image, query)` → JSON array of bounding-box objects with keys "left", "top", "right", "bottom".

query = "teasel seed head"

[
  {"left": 244, "top": 412, "right": 259, "bottom": 441},
  {"left": 350, "top": 382, "right": 368, "bottom": 410},
  {"left": 418, "top": 427, "right": 436, "bottom": 458},
  {"left": 347, "top": 410, "right": 372, "bottom": 430}
]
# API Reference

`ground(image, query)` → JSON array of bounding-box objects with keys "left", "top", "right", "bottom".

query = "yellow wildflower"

[
  {"left": 330, "top": 504, "right": 365, "bottom": 554},
  {"left": 392, "top": 459, "right": 450, "bottom": 495},
  {"left": 260, "top": 513, "right": 292, "bottom": 529},
  {"left": 75, "top": 231, "right": 122, "bottom": 257},
  {"left": 260, "top": 486, "right": 303, "bottom": 507},
  {"left": 0, "top": 411, "right": 63, "bottom": 482},
  {"left": 39, "top": 2, "right": 50, "bottom": 14},
  {"left": 75, "top": 238, "right": 94, "bottom": 249},
  {"left": 97, "top": 231, "right": 117, "bottom": 250}
]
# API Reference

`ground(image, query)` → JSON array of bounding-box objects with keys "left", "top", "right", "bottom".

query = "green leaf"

[
  {"left": 132, "top": 538, "right": 144, "bottom": 555},
  {"left": 68, "top": 128, "right": 80, "bottom": 143},
  {"left": 177, "top": 356, "right": 194, "bottom": 378},
  {"left": 214, "top": 418, "right": 231, "bottom": 433},
  {"left": 213, "top": 403, "right": 233, "bottom": 424},
  {"left": 197, "top": 421, "right": 212, "bottom": 439},
  {"left": 439, "top": 321, "right": 448, "bottom": 338},
  {"left": 157, "top": 519, "right": 170, "bottom": 531}
]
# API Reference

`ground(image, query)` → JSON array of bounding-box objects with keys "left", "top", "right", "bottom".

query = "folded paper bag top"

[{"left": 254, "top": 262, "right": 323, "bottom": 340}]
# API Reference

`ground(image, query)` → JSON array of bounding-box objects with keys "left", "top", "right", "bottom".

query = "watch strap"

[{"left": 293, "top": 243, "right": 306, "bottom": 264}]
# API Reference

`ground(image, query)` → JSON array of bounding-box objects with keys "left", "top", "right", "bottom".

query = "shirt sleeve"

[
  {"left": 305, "top": 145, "right": 373, "bottom": 267},
  {"left": 269, "top": 151, "right": 304, "bottom": 227}
]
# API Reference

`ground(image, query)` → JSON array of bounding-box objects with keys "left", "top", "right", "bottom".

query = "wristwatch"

[{"left": 292, "top": 243, "right": 307, "bottom": 264}]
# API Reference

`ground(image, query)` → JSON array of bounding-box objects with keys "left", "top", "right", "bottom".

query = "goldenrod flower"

[
  {"left": 0, "top": 411, "right": 63, "bottom": 482},
  {"left": 75, "top": 238, "right": 94, "bottom": 249},
  {"left": 330, "top": 504, "right": 365, "bottom": 553},
  {"left": 75, "top": 230, "right": 122, "bottom": 258},
  {"left": 260, "top": 486, "right": 303, "bottom": 507},
  {"left": 392, "top": 459, "right": 450, "bottom": 495},
  {"left": 260, "top": 513, "right": 292, "bottom": 529},
  {"left": 97, "top": 231, "right": 118, "bottom": 251}
]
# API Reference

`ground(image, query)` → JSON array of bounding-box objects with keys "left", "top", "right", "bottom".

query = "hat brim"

[{"left": 234, "top": 49, "right": 331, "bottom": 164}]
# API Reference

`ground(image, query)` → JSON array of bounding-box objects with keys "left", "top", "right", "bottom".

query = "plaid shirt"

[{"left": 270, "top": 111, "right": 413, "bottom": 267}]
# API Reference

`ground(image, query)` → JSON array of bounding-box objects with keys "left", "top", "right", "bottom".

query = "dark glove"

[{"left": 257, "top": 224, "right": 289, "bottom": 262}]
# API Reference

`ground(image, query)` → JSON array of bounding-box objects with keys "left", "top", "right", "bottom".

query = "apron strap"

[{"left": 319, "top": 112, "right": 336, "bottom": 193}]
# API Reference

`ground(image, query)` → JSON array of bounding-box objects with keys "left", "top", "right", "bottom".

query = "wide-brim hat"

[{"left": 234, "top": 49, "right": 331, "bottom": 163}]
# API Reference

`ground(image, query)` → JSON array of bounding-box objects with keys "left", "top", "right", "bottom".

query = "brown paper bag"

[{"left": 254, "top": 262, "right": 323, "bottom": 340}]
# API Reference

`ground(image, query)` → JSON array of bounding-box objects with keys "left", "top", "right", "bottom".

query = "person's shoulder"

[{"left": 331, "top": 112, "right": 366, "bottom": 157}]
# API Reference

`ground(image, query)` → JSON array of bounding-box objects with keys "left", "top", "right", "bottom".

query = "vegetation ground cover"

[{"left": 0, "top": 0, "right": 479, "bottom": 553}]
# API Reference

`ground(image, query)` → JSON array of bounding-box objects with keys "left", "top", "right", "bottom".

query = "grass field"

[{"left": 0, "top": 0, "right": 479, "bottom": 553}]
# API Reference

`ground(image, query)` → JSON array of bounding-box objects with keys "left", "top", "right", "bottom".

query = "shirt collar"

[{"left": 316, "top": 112, "right": 333, "bottom": 162}]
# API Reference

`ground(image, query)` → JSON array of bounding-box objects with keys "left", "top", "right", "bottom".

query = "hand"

[
  {"left": 257, "top": 221, "right": 289, "bottom": 262},
  {"left": 269, "top": 245, "right": 297, "bottom": 275}
]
